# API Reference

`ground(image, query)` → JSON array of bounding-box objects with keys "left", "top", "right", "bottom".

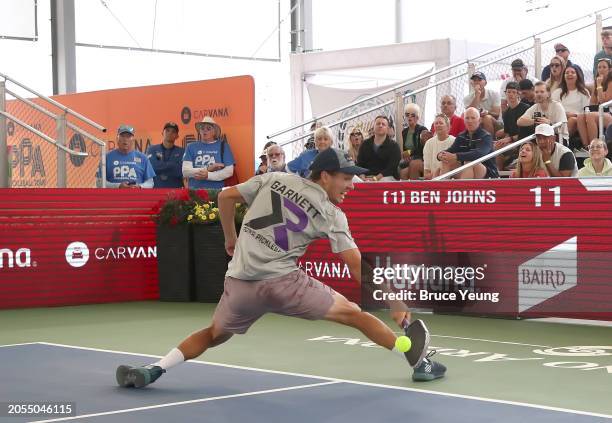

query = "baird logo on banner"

[{"left": 517, "top": 236, "right": 577, "bottom": 313}]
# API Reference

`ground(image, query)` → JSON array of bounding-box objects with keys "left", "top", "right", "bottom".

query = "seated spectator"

[
  {"left": 577, "top": 58, "right": 612, "bottom": 147},
  {"left": 146, "top": 122, "right": 184, "bottom": 188},
  {"left": 182, "top": 116, "right": 235, "bottom": 189},
  {"left": 288, "top": 126, "right": 333, "bottom": 177},
  {"left": 430, "top": 95, "right": 466, "bottom": 137},
  {"left": 495, "top": 82, "right": 531, "bottom": 170},
  {"left": 388, "top": 124, "right": 396, "bottom": 141},
  {"left": 593, "top": 27, "right": 612, "bottom": 79},
  {"left": 437, "top": 107, "right": 498, "bottom": 179},
  {"left": 357, "top": 115, "right": 401, "bottom": 181},
  {"left": 578, "top": 139, "right": 612, "bottom": 176},
  {"left": 511, "top": 142, "right": 548, "bottom": 178},
  {"left": 256, "top": 141, "right": 277, "bottom": 175},
  {"left": 304, "top": 121, "right": 322, "bottom": 150},
  {"left": 464, "top": 71, "right": 501, "bottom": 136},
  {"left": 519, "top": 79, "right": 536, "bottom": 106},
  {"left": 534, "top": 123, "right": 577, "bottom": 177},
  {"left": 423, "top": 114, "right": 455, "bottom": 179},
  {"left": 346, "top": 127, "right": 364, "bottom": 161},
  {"left": 399, "top": 103, "right": 427, "bottom": 180},
  {"left": 542, "top": 43, "right": 584, "bottom": 81},
  {"left": 518, "top": 81, "right": 568, "bottom": 142},
  {"left": 545, "top": 55, "right": 566, "bottom": 93},
  {"left": 551, "top": 65, "right": 591, "bottom": 146},
  {"left": 265, "top": 144, "right": 288, "bottom": 173},
  {"left": 500, "top": 58, "right": 538, "bottom": 112},
  {"left": 97, "top": 125, "right": 155, "bottom": 188}
]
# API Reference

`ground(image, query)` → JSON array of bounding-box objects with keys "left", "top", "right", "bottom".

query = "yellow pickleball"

[{"left": 395, "top": 335, "right": 412, "bottom": 352}]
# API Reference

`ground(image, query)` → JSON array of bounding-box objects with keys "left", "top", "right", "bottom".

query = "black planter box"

[
  {"left": 156, "top": 224, "right": 194, "bottom": 301},
  {"left": 192, "top": 224, "right": 229, "bottom": 302}
]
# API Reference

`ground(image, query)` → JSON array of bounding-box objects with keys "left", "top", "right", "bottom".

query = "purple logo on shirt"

[{"left": 245, "top": 191, "right": 309, "bottom": 251}]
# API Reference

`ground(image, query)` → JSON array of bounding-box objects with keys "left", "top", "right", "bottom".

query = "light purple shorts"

[{"left": 212, "top": 269, "right": 336, "bottom": 334}]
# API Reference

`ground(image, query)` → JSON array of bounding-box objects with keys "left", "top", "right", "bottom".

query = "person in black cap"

[
  {"left": 542, "top": 43, "right": 583, "bottom": 82},
  {"left": 115, "top": 147, "right": 446, "bottom": 389},
  {"left": 500, "top": 58, "right": 537, "bottom": 112},
  {"left": 464, "top": 71, "right": 501, "bottom": 136},
  {"left": 518, "top": 79, "right": 536, "bottom": 107},
  {"left": 146, "top": 122, "right": 184, "bottom": 188}
]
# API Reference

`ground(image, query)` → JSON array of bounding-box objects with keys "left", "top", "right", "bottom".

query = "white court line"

[
  {"left": 391, "top": 332, "right": 551, "bottom": 348},
  {"left": 28, "top": 342, "right": 612, "bottom": 420},
  {"left": 0, "top": 341, "right": 41, "bottom": 348},
  {"left": 28, "top": 381, "right": 341, "bottom": 422}
]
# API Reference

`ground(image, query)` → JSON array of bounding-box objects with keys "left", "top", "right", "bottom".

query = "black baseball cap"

[
  {"left": 163, "top": 122, "right": 179, "bottom": 132},
  {"left": 309, "top": 148, "right": 368, "bottom": 175},
  {"left": 511, "top": 58, "right": 525, "bottom": 70},
  {"left": 519, "top": 79, "right": 534, "bottom": 90},
  {"left": 505, "top": 81, "right": 520, "bottom": 91},
  {"left": 471, "top": 71, "right": 487, "bottom": 81}
]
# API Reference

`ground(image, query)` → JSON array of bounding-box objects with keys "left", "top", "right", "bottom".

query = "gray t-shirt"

[{"left": 227, "top": 172, "right": 357, "bottom": 280}]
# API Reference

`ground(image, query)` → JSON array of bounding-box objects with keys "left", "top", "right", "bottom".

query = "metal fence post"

[
  {"left": 0, "top": 81, "right": 7, "bottom": 188},
  {"left": 56, "top": 113, "right": 67, "bottom": 188},
  {"left": 534, "top": 37, "right": 542, "bottom": 80}
]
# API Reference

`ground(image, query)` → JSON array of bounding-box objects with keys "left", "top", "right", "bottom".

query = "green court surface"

[{"left": 1, "top": 301, "right": 610, "bottom": 417}]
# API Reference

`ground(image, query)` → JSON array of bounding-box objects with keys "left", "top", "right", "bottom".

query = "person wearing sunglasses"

[
  {"left": 265, "top": 144, "right": 287, "bottom": 173},
  {"left": 544, "top": 55, "right": 566, "bottom": 94},
  {"left": 399, "top": 103, "right": 427, "bottom": 180},
  {"left": 541, "top": 43, "right": 584, "bottom": 82},
  {"left": 346, "top": 128, "right": 364, "bottom": 162}
]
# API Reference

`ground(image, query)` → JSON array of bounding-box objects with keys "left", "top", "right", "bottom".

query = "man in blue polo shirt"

[
  {"left": 97, "top": 124, "right": 156, "bottom": 188},
  {"left": 182, "top": 116, "right": 235, "bottom": 189},
  {"left": 146, "top": 122, "right": 184, "bottom": 188}
]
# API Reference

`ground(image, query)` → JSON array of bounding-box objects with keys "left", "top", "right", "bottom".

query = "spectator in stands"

[
  {"left": 304, "top": 121, "right": 322, "bottom": 150},
  {"left": 182, "top": 116, "right": 235, "bottom": 189},
  {"left": 437, "top": 107, "right": 498, "bottom": 179},
  {"left": 288, "top": 126, "right": 333, "bottom": 177},
  {"left": 534, "top": 123, "right": 577, "bottom": 177},
  {"left": 423, "top": 113, "right": 455, "bottom": 179},
  {"left": 551, "top": 65, "right": 591, "bottom": 146},
  {"left": 97, "top": 124, "right": 155, "bottom": 188},
  {"left": 519, "top": 79, "right": 536, "bottom": 106},
  {"left": 542, "top": 43, "right": 584, "bottom": 82},
  {"left": 431, "top": 95, "right": 465, "bottom": 137},
  {"left": 495, "top": 82, "right": 531, "bottom": 171},
  {"left": 256, "top": 141, "right": 277, "bottom": 175},
  {"left": 578, "top": 58, "right": 612, "bottom": 147},
  {"left": 511, "top": 142, "right": 548, "bottom": 178},
  {"left": 357, "top": 115, "right": 401, "bottom": 181},
  {"left": 500, "top": 59, "right": 538, "bottom": 112},
  {"left": 593, "top": 27, "right": 612, "bottom": 79},
  {"left": 464, "top": 71, "right": 501, "bottom": 136},
  {"left": 399, "top": 103, "right": 427, "bottom": 180},
  {"left": 578, "top": 138, "right": 612, "bottom": 176},
  {"left": 146, "top": 122, "right": 184, "bottom": 188},
  {"left": 346, "top": 127, "right": 364, "bottom": 161},
  {"left": 544, "top": 55, "right": 567, "bottom": 94},
  {"left": 265, "top": 144, "right": 288, "bottom": 173},
  {"left": 518, "top": 81, "right": 568, "bottom": 141},
  {"left": 387, "top": 124, "right": 396, "bottom": 142}
]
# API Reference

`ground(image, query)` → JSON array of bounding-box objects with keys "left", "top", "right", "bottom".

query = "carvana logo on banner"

[{"left": 518, "top": 236, "right": 577, "bottom": 313}]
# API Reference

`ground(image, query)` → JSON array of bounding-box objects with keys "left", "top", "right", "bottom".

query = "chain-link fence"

[
  {"left": 1, "top": 77, "right": 106, "bottom": 188},
  {"left": 270, "top": 11, "right": 610, "bottom": 160}
]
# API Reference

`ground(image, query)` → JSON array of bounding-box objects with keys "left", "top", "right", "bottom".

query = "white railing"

[{"left": 0, "top": 73, "right": 108, "bottom": 188}]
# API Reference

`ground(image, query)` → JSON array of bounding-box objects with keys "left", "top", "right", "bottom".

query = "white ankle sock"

[{"left": 153, "top": 348, "right": 185, "bottom": 370}]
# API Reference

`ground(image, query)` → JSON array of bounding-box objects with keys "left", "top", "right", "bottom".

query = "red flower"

[
  {"left": 195, "top": 189, "right": 209, "bottom": 202},
  {"left": 178, "top": 188, "right": 190, "bottom": 201}
]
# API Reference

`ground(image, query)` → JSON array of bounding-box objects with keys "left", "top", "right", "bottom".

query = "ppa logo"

[
  {"left": 65, "top": 242, "right": 90, "bottom": 268},
  {"left": 0, "top": 248, "right": 34, "bottom": 269}
]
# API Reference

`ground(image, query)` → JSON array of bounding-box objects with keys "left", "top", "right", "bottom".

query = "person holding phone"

[{"left": 517, "top": 81, "right": 568, "bottom": 142}]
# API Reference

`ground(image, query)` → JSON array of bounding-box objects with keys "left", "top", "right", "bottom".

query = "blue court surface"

[{"left": 0, "top": 343, "right": 610, "bottom": 423}]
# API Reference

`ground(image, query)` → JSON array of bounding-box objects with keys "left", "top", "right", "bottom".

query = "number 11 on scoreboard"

[{"left": 529, "top": 186, "right": 561, "bottom": 207}]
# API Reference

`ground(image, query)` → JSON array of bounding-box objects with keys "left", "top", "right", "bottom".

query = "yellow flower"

[
  {"left": 204, "top": 204, "right": 210, "bottom": 210},
  {"left": 202, "top": 216, "right": 207, "bottom": 221},
  {"left": 212, "top": 208, "right": 219, "bottom": 212},
  {"left": 209, "top": 213, "right": 216, "bottom": 219},
  {"left": 187, "top": 215, "right": 193, "bottom": 221}
]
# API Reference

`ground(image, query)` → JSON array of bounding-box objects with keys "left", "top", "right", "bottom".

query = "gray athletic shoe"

[
  {"left": 403, "top": 319, "right": 431, "bottom": 368},
  {"left": 412, "top": 351, "right": 447, "bottom": 382},
  {"left": 116, "top": 364, "right": 165, "bottom": 388}
]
